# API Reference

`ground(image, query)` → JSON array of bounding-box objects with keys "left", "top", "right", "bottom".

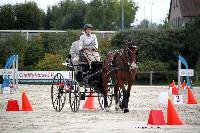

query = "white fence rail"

[{"left": 0, "top": 30, "right": 116, "bottom": 41}]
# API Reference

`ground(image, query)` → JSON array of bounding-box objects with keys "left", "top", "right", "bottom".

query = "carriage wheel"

[
  {"left": 51, "top": 73, "right": 66, "bottom": 112},
  {"left": 69, "top": 80, "right": 81, "bottom": 112},
  {"left": 98, "top": 85, "right": 113, "bottom": 110}
]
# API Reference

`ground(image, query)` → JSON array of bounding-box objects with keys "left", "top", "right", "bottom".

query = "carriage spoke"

[
  {"left": 59, "top": 96, "right": 61, "bottom": 111},
  {"left": 76, "top": 97, "right": 78, "bottom": 109},
  {"left": 53, "top": 97, "right": 58, "bottom": 105},
  {"left": 53, "top": 92, "right": 58, "bottom": 97},
  {"left": 74, "top": 97, "right": 76, "bottom": 111}
]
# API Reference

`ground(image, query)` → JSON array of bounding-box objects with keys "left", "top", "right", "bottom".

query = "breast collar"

[{"left": 119, "top": 49, "right": 137, "bottom": 70}]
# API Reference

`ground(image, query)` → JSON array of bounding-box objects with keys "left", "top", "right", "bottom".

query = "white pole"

[
  {"left": 150, "top": 71, "right": 153, "bottom": 85},
  {"left": 121, "top": 0, "right": 124, "bottom": 30},
  {"left": 16, "top": 55, "right": 19, "bottom": 90},
  {"left": 178, "top": 56, "right": 181, "bottom": 90},
  {"left": 13, "top": 56, "right": 16, "bottom": 92},
  {"left": 144, "top": 0, "right": 145, "bottom": 20},
  {"left": 26, "top": 32, "right": 29, "bottom": 41},
  {"left": 149, "top": 2, "right": 154, "bottom": 26}
]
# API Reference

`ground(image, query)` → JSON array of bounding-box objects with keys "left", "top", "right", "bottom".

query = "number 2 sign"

[{"left": 173, "top": 95, "right": 184, "bottom": 104}]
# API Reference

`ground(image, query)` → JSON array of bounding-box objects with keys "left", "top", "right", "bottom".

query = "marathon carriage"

[{"left": 51, "top": 54, "right": 124, "bottom": 112}]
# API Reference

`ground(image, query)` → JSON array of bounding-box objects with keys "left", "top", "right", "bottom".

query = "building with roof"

[{"left": 169, "top": 0, "right": 200, "bottom": 28}]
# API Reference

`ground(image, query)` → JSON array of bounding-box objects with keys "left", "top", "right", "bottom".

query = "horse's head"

[{"left": 123, "top": 40, "right": 137, "bottom": 69}]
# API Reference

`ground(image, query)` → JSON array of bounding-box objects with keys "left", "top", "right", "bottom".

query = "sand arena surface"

[{"left": 0, "top": 85, "right": 200, "bottom": 133}]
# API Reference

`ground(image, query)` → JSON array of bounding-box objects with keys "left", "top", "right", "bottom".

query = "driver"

[{"left": 79, "top": 24, "right": 101, "bottom": 67}]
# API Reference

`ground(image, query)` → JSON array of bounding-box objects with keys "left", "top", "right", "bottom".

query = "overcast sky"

[{"left": 0, "top": 0, "right": 171, "bottom": 25}]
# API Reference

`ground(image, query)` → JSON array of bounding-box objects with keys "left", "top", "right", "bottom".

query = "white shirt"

[{"left": 79, "top": 33, "right": 98, "bottom": 49}]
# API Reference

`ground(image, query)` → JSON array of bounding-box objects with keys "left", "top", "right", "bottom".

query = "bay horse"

[{"left": 102, "top": 40, "right": 137, "bottom": 113}]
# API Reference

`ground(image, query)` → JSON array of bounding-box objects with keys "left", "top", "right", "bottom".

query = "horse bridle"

[
  {"left": 120, "top": 44, "right": 137, "bottom": 69},
  {"left": 102, "top": 45, "right": 137, "bottom": 77}
]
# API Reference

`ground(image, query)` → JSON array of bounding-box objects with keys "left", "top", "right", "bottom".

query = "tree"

[
  {"left": 183, "top": 15, "right": 200, "bottom": 70},
  {"left": 48, "top": 0, "right": 86, "bottom": 29},
  {"left": 23, "top": 41, "right": 44, "bottom": 70},
  {"left": 123, "top": 0, "right": 138, "bottom": 28},
  {"left": 137, "top": 19, "right": 150, "bottom": 29},
  {"left": 84, "top": 0, "right": 104, "bottom": 30},
  {"left": 0, "top": 33, "right": 27, "bottom": 70},
  {"left": 85, "top": 0, "right": 138, "bottom": 30},
  {"left": 35, "top": 53, "right": 66, "bottom": 70},
  {"left": 62, "top": 0, "right": 86, "bottom": 29},
  {"left": 44, "top": 6, "right": 52, "bottom": 30},
  {"left": 158, "top": 14, "right": 171, "bottom": 30},
  {"left": 14, "top": 2, "right": 45, "bottom": 29},
  {"left": 0, "top": 4, "right": 15, "bottom": 29}
]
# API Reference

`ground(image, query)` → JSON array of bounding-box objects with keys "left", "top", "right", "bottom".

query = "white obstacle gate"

[
  {"left": 178, "top": 55, "right": 193, "bottom": 89},
  {"left": 0, "top": 55, "right": 18, "bottom": 94}
]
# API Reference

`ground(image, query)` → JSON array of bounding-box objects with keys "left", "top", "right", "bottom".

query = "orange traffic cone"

[
  {"left": 22, "top": 91, "right": 33, "bottom": 111},
  {"left": 83, "top": 92, "right": 96, "bottom": 109},
  {"left": 172, "top": 86, "right": 180, "bottom": 95},
  {"left": 167, "top": 98, "right": 183, "bottom": 125},
  {"left": 170, "top": 80, "right": 176, "bottom": 87},
  {"left": 187, "top": 87, "right": 198, "bottom": 104},
  {"left": 6, "top": 100, "right": 20, "bottom": 111},
  {"left": 181, "top": 80, "right": 186, "bottom": 89},
  {"left": 148, "top": 109, "right": 165, "bottom": 125}
]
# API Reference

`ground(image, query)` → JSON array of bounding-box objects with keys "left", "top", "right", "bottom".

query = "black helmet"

[{"left": 84, "top": 24, "right": 93, "bottom": 30}]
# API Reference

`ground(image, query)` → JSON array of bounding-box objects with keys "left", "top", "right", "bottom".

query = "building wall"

[
  {"left": 169, "top": 0, "right": 198, "bottom": 28},
  {"left": 169, "top": 0, "right": 183, "bottom": 28}
]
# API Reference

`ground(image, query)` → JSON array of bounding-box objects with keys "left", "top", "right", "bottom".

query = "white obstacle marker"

[
  {"left": 169, "top": 87, "right": 172, "bottom": 94},
  {"left": 0, "top": 55, "right": 19, "bottom": 94},
  {"left": 173, "top": 95, "right": 184, "bottom": 104},
  {"left": 179, "top": 69, "right": 194, "bottom": 77},
  {"left": 0, "top": 69, "right": 14, "bottom": 75},
  {"left": 158, "top": 91, "right": 169, "bottom": 104},
  {"left": 178, "top": 55, "right": 193, "bottom": 89},
  {"left": 0, "top": 69, "right": 14, "bottom": 94},
  {"left": 2, "top": 87, "right": 11, "bottom": 94}
]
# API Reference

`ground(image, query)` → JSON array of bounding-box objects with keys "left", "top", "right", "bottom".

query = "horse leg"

[
  {"left": 122, "top": 88, "right": 129, "bottom": 113},
  {"left": 104, "top": 93, "right": 109, "bottom": 111},
  {"left": 123, "top": 80, "right": 133, "bottom": 113},
  {"left": 123, "top": 82, "right": 132, "bottom": 113},
  {"left": 117, "top": 80, "right": 128, "bottom": 112},
  {"left": 103, "top": 76, "right": 109, "bottom": 111},
  {"left": 114, "top": 83, "right": 120, "bottom": 111}
]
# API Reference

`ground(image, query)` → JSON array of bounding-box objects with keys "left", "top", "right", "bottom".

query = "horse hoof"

[
  {"left": 115, "top": 103, "right": 120, "bottom": 111},
  {"left": 124, "top": 108, "right": 129, "bottom": 113},
  {"left": 105, "top": 107, "right": 110, "bottom": 112},
  {"left": 119, "top": 104, "right": 123, "bottom": 110},
  {"left": 115, "top": 107, "right": 120, "bottom": 111}
]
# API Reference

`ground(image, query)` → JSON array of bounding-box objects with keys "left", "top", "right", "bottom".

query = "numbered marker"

[{"left": 173, "top": 95, "right": 183, "bottom": 104}]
